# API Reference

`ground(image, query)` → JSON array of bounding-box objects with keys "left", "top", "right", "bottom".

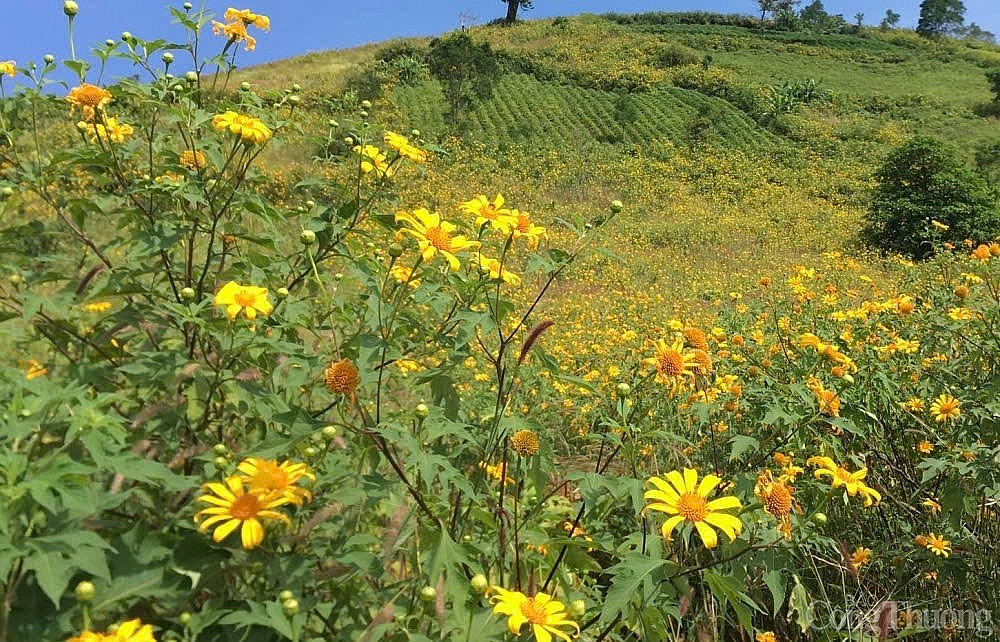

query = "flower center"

[
  {"left": 425, "top": 226, "right": 452, "bottom": 252},
  {"left": 519, "top": 598, "right": 548, "bottom": 625},
  {"left": 834, "top": 468, "right": 853, "bottom": 484},
  {"left": 230, "top": 493, "right": 262, "bottom": 520},
  {"left": 234, "top": 290, "right": 257, "bottom": 308},
  {"left": 657, "top": 350, "right": 684, "bottom": 377},
  {"left": 763, "top": 484, "right": 792, "bottom": 516},
  {"left": 516, "top": 215, "right": 531, "bottom": 232},
  {"left": 676, "top": 492, "right": 708, "bottom": 523},
  {"left": 481, "top": 205, "right": 499, "bottom": 220}
]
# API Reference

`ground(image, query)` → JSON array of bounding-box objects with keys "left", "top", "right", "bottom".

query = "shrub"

[
  {"left": 864, "top": 136, "right": 1000, "bottom": 257},
  {"left": 651, "top": 42, "right": 702, "bottom": 68},
  {"left": 426, "top": 33, "right": 501, "bottom": 120}
]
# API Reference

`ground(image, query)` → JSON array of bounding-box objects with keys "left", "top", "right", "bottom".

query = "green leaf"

[
  {"left": 788, "top": 578, "right": 813, "bottom": 632},
  {"left": 763, "top": 569, "right": 785, "bottom": 615},
  {"left": 600, "top": 554, "right": 666, "bottom": 625},
  {"left": 23, "top": 552, "right": 74, "bottom": 607}
]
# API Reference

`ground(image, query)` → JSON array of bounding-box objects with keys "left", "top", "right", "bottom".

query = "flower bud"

[
  {"left": 305, "top": 200, "right": 316, "bottom": 209},
  {"left": 212, "top": 443, "right": 228, "bottom": 455},
  {"left": 292, "top": 83, "right": 302, "bottom": 92},
  {"left": 411, "top": 129, "right": 420, "bottom": 137},
  {"left": 74, "top": 581, "right": 95, "bottom": 602},
  {"left": 414, "top": 403, "right": 430, "bottom": 419},
  {"left": 276, "top": 287, "right": 289, "bottom": 298},
  {"left": 180, "top": 286, "right": 196, "bottom": 301},
  {"left": 610, "top": 200, "right": 624, "bottom": 213},
  {"left": 44, "top": 54, "right": 55, "bottom": 64},
  {"left": 470, "top": 574, "right": 489, "bottom": 594},
  {"left": 179, "top": 612, "right": 192, "bottom": 625},
  {"left": 184, "top": 2, "right": 193, "bottom": 10},
  {"left": 281, "top": 598, "right": 299, "bottom": 616},
  {"left": 64, "top": 1, "right": 79, "bottom": 17},
  {"left": 360, "top": 99, "right": 372, "bottom": 109},
  {"left": 105, "top": 39, "right": 116, "bottom": 48},
  {"left": 359, "top": 110, "right": 368, "bottom": 119},
  {"left": 812, "top": 512, "right": 827, "bottom": 525},
  {"left": 321, "top": 425, "right": 338, "bottom": 440},
  {"left": 8, "top": 274, "right": 22, "bottom": 284},
  {"left": 303, "top": 446, "right": 318, "bottom": 457},
  {"left": 300, "top": 229, "right": 316, "bottom": 246},
  {"left": 164, "top": 74, "right": 174, "bottom": 81},
  {"left": 569, "top": 599, "right": 586, "bottom": 618},
  {"left": 0, "top": 186, "right": 13, "bottom": 199},
  {"left": 279, "top": 590, "right": 294, "bottom": 602},
  {"left": 162, "top": 52, "right": 174, "bottom": 64},
  {"left": 288, "top": 95, "right": 300, "bottom": 105},
  {"left": 388, "top": 243, "right": 404, "bottom": 258},
  {"left": 240, "top": 81, "right": 251, "bottom": 91},
  {"left": 419, "top": 586, "right": 437, "bottom": 602},
  {"left": 213, "top": 456, "right": 229, "bottom": 469},
  {"left": 121, "top": 32, "right": 132, "bottom": 41},
  {"left": 185, "top": 71, "right": 198, "bottom": 83},
  {"left": 615, "top": 382, "right": 631, "bottom": 397}
]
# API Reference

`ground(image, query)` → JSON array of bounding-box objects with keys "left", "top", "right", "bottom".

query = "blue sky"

[{"left": 1, "top": 1, "right": 998, "bottom": 85}]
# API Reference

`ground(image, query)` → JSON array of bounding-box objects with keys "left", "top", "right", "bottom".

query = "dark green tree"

[
  {"left": 987, "top": 69, "right": 1000, "bottom": 102},
  {"left": 916, "top": 0, "right": 965, "bottom": 38},
  {"left": 854, "top": 12, "right": 865, "bottom": 26},
  {"left": 879, "top": 9, "right": 901, "bottom": 30},
  {"left": 426, "top": 33, "right": 501, "bottom": 122},
  {"left": 757, "top": 0, "right": 798, "bottom": 23},
  {"left": 865, "top": 136, "right": 1000, "bottom": 258},
  {"left": 800, "top": 0, "right": 829, "bottom": 30},
  {"left": 501, "top": 0, "right": 532, "bottom": 24}
]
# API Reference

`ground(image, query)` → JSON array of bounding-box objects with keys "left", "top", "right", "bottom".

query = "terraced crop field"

[{"left": 393, "top": 73, "right": 776, "bottom": 148}]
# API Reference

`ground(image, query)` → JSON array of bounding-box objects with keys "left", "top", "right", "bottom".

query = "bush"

[
  {"left": 427, "top": 33, "right": 501, "bottom": 120},
  {"left": 651, "top": 42, "right": 702, "bottom": 68},
  {"left": 864, "top": 136, "right": 1000, "bottom": 257}
]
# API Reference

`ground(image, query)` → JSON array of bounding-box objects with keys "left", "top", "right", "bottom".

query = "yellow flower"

[
  {"left": 67, "top": 83, "right": 112, "bottom": 121},
  {"left": 83, "top": 301, "right": 113, "bottom": 313},
  {"left": 917, "top": 440, "right": 934, "bottom": 454},
  {"left": 237, "top": 458, "right": 315, "bottom": 505},
  {"left": 929, "top": 394, "right": 960, "bottom": 423},
  {"left": 477, "top": 255, "right": 521, "bottom": 285},
  {"left": 79, "top": 117, "right": 134, "bottom": 144},
  {"left": 641, "top": 335, "right": 698, "bottom": 392},
  {"left": 212, "top": 19, "right": 257, "bottom": 51},
  {"left": 325, "top": 358, "right": 360, "bottom": 397},
  {"left": 930, "top": 219, "right": 949, "bottom": 231},
  {"left": 479, "top": 461, "right": 514, "bottom": 485},
  {"left": 755, "top": 633, "right": 777, "bottom": 642},
  {"left": 383, "top": 131, "right": 427, "bottom": 162},
  {"left": 923, "top": 533, "right": 951, "bottom": 557},
  {"left": 490, "top": 587, "right": 579, "bottom": 642},
  {"left": 212, "top": 111, "right": 271, "bottom": 144},
  {"left": 807, "top": 456, "right": 881, "bottom": 506},
  {"left": 224, "top": 7, "right": 270, "bottom": 30},
  {"left": 389, "top": 264, "right": 421, "bottom": 287},
  {"left": 106, "top": 619, "right": 157, "bottom": 642},
  {"left": 779, "top": 464, "right": 804, "bottom": 483},
  {"left": 922, "top": 498, "right": 941, "bottom": 514},
  {"left": 353, "top": 144, "right": 395, "bottom": 178},
  {"left": 971, "top": 244, "right": 991, "bottom": 261},
  {"left": 394, "top": 208, "right": 480, "bottom": 271},
  {"left": 180, "top": 150, "right": 207, "bottom": 171},
  {"left": 460, "top": 194, "right": 517, "bottom": 233},
  {"left": 0, "top": 60, "right": 15, "bottom": 77},
  {"left": 812, "top": 384, "right": 841, "bottom": 417},
  {"left": 25, "top": 359, "right": 48, "bottom": 380},
  {"left": 848, "top": 547, "right": 872, "bottom": 570},
  {"left": 194, "top": 476, "right": 290, "bottom": 549},
  {"left": 644, "top": 468, "right": 743, "bottom": 549},
  {"left": 213, "top": 281, "right": 272, "bottom": 320},
  {"left": 511, "top": 429, "right": 540, "bottom": 456},
  {"left": 947, "top": 307, "right": 974, "bottom": 321},
  {"left": 755, "top": 470, "right": 794, "bottom": 539},
  {"left": 511, "top": 210, "right": 546, "bottom": 249},
  {"left": 902, "top": 397, "right": 925, "bottom": 412}
]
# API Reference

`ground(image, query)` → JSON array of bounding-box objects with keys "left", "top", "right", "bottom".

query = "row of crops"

[{"left": 392, "top": 74, "right": 775, "bottom": 149}]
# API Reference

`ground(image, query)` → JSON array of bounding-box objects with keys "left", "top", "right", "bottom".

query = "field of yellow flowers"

[{"left": 0, "top": 5, "right": 998, "bottom": 642}]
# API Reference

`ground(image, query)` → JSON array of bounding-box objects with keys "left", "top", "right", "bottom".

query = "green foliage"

[
  {"left": 651, "top": 42, "right": 701, "bottom": 68},
  {"left": 880, "top": 9, "right": 901, "bottom": 31},
  {"left": 987, "top": 69, "right": 1000, "bottom": 102},
  {"left": 865, "top": 136, "right": 1000, "bottom": 257},
  {"left": 426, "top": 33, "right": 502, "bottom": 121},
  {"left": 917, "top": 0, "right": 967, "bottom": 39}
]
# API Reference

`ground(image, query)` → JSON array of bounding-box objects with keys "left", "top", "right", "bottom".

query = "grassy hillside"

[{"left": 241, "top": 13, "right": 997, "bottom": 366}]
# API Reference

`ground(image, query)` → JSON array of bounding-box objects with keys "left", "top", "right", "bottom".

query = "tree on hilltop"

[
  {"left": 916, "top": 0, "right": 965, "bottom": 38},
  {"left": 500, "top": 0, "right": 532, "bottom": 24},
  {"left": 880, "top": 9, "right": 901, "bottom": 30}
]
